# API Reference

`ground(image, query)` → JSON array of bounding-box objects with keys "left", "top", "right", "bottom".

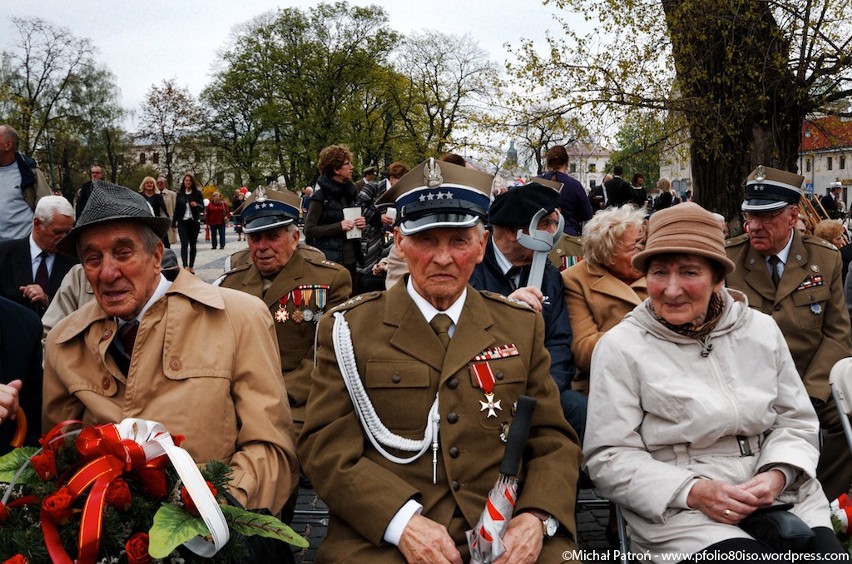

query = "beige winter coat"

[{"left": 584, "top": 289, "right": 831, "bottom": 561}]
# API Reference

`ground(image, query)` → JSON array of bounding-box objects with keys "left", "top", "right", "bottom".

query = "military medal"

[
  {"left": 275, "top": 295, "right": 291, "bottom": 324},
  {"left": 302, "top": 287, "right": 314, "bottom": 321},
  {"left": 291, "top": 288, "right": 304, "bottom": 323},
  {"left": 470, "top": 361, "right": 501, "bottom": 418},
  {"left": 314, "top": 285, "right": 329, "bottom": 322},
  {"left": 811, "top": 303, "right": 823, "bottom": 315}
]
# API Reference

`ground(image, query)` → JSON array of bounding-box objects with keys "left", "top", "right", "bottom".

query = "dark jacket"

[
  {"left": 0, "top": 236, "right": 79, "bottom": 317},
  {"left": 173, "top": 189, "right": 204, "bottom": 225},
  {"left": 538, "top": 171, "right": 593, "bottom": 236},
  {"left": 0, "top": 296, "right": 43, "bottom": 452},
  {"left": 14, "top": 152, "right": 50, "bottom": 213},
  {"left": 468, "top": 238, "right": 576, "bottom": 391},
  {"left": 303, "top": 176, "right": 359, "bottom": 265},
  {"left": 604, "top": 176, "right": 634, "bottom": 208}
]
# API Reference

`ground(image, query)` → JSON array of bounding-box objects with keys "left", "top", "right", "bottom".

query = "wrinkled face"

[
  {"left": 396, "top": 226, "right": 488, "bottom": 311},
  {"left": 248, "top": 226, "right": 300, "bottom": 277},
  {"left": 33, "top": 213, "right": 74, "bottom": 254},
  {"left": 607, "top": 225, "right": 643, "bottom": 283},
  {"left": 156, "top": 178, "right": 166, "bottom": 191},
  {"left": 744, "top": 206, "right": 796, "bottom": 256},
  {"left": 79, "top": 223, "right": 163, "bottom": 321},
  {"left": 647, "top": 255, "right": 723, "bottom": 327}
]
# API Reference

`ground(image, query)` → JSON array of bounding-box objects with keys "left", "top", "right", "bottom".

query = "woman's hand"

[
  {"left": 341, "top": 219, "right": 355, "bottom": 231},
  {"left": 686, "top": 478, "right": 762, "bottom": 524},
  {"left": 739, "top": 470, "right": 786, "bottom": 506},
  {"left": 353, "top": 216, "right": 366, "bottom": 229},
  {"left": 381, "top": 213, "right": 395, "bottom": 226}
]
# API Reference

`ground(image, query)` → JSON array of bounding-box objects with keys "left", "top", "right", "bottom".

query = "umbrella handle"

[
  {"left": 10, "top": 406, "right": 27, "bottom": 448},
  {"left": 500, "top": 396, "right": 536, "bottom": 477}
]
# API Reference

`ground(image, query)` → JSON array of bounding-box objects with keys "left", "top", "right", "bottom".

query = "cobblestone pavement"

[{"left": 192, "top": 235, "right": 614, "bottom": 562}]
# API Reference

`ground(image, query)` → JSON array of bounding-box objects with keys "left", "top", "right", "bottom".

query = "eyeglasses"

[{"left": 742, "top": 208, "right": 788, "bottom": 225}]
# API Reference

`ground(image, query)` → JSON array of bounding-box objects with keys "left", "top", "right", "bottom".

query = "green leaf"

[
  {"left": 0, "top": 447, "right": 40, "bottom": 484},
  {"left": 220, "top": 504, "right": 309, "bottom": 548},
  {"left": 148, "top": 503, "right": 211, "bottom": 558}
]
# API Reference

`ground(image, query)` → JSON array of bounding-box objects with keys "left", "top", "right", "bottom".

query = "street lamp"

[{"left": 47, "top": 137, "right": 56, "bottom": 189}]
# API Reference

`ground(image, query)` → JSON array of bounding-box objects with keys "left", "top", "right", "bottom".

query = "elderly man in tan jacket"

[{"left": 42, "top": 181, "right": 297, "bottom": 516}]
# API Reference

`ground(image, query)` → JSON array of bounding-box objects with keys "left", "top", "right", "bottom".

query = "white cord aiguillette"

[{"left": 333, "top": 312, "right": 440, "bottom": 473}]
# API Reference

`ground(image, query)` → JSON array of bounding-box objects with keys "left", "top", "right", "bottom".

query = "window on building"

[
  {"left": 139, "top": 152, "right": 146, "bottom": 165},
  {"left": 841, "top": 155, "right": 846, "bottom": 170},
  {"left": 588, "top": 163, "right": 597, "bottom": 173},
  {"left": 806, "top": 158, "right": 812, "bottom": 172},
  {"left": 827, "top": 157, "right": 833, "bottom": 170},
  {"left": 569, "top": 163, "right": 577, "bottom": 173},
  {"left": 152, "top": 152, "right": 159, "bottom": 164}
]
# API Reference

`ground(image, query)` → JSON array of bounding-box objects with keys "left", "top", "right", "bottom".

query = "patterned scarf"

[{"left": 650, "top": 291, "right": 725, "bottom": 341}]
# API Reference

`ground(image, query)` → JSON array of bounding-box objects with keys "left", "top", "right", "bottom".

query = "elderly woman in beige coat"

[
  {"left": 561, "top": 205, "right": 647, "bottom": 391},
  {"left": 584, "top": 203, "right": 843, "bottom": 561}
]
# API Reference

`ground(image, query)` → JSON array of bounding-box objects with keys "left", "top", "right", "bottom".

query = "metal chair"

[
  {"left": 829, "top": 357, "right": 852, "bottom": 452},
  {"left": 575, "top": 489, "right": 629, "bottom": 564}
]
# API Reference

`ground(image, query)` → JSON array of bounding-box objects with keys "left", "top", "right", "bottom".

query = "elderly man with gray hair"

[
  {"left": 43, "top": 181, "right": 298, "bottom": 520},
  {"left": 0, "top": 195, "right": 77, "bottom": 316}
]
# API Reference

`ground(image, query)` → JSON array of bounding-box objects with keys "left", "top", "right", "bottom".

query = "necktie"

[
  {"left": 506, "top": 266, "right": 522, "bottom": 289},
  {"left": 35, "top": 251, "right": 49, "bottom": 292},
  {"left": 430, "top": 314, "right": 452, "bottom": 349},
  {"left": 768, "top": 255, "right": 781, "bottom": 287},
  {"left": 120, "top": 320, "right": 140, "bottom": 359}
]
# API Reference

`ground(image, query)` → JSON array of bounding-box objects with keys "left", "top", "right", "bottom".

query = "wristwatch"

[{"left": 527, "top": 510, "right": 559, "bottom": 538}]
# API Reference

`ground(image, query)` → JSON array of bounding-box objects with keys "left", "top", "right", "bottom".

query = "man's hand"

[
  {"left": 493, "top": 512, "right": 544, "bottom": 564},
  {"left": 353, "top": 216, "right": 367, "bottom": 229},
  {"left": 0, "top": 380, "right": 22, "bottom": 424},
  {"left": 687, "top": 478, "right": 762, "bottom": 524},
  {"left": 508, "top": 287, "right": 544, "bottom": 312},
  {"left": 19, "top": 284, "right": 48, "bottom": 307},
  {"left": 398, "top": 514, "right": 463, "bottom": 564}
]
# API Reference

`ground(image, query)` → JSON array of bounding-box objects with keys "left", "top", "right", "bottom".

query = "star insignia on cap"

[
  {"left": 419, "top": 194, "right": 428, "bottom": 202},
  {"left": 435, "top": 192, "right": 445, "bottom": 200},
  {"left": 426, "top": 193, "right": 435, "bottom": 201}
]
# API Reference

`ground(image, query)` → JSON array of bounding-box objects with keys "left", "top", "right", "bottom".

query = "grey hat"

[{"left": 58, "top": 180, "right": 172, "bottom": 256}]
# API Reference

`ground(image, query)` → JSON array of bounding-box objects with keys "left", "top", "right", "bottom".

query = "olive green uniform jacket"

[
  {"left": 43, "top": 270, "right": 297, "bottom": 514},
  {"left": 220, "top": 248, "right": 351, "bottom": 436},
  {"left": 726, "top": 231, "right": 852, "bottom": 499},
  {"left": 298, "top": 281, "right": 582, "bottom": 562}
]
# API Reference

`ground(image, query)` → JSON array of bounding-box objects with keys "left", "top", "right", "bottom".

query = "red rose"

[
  {"left": 106, "top": 478, "right": 132, "bottom": 511},
  {"left": 3, "top": 555, "right": 28, "bottom": 564},
  {"left": 134, "top": 467, "right": 167, "bottom": 499},
  {"left": 30, "top": 450, "right": 57, "bottom": 481},
  {"left": 180, "top": 481, "right": 217, "bottom": 516},
  {"left": 0, "top": 501, "right": 8, "bottom": 523},
  {"left": 41, "top": 486, "right": 74, "bottom": 525},
  {"left": 125, "top": 532, "right": 152, "bottom": 564}
]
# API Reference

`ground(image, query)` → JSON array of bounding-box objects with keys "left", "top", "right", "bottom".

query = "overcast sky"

[{"left": 2, "top": 1, "right": 583, "bottom": 130}]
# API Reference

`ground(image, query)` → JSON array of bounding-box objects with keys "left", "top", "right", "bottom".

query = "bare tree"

[{"left": 138, "top": 79, "right": 203, "bottom": 185}]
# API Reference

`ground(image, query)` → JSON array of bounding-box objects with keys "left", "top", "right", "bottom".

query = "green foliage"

[
  {"left": 220, "top": 504, "right": 308, "bottom": 547},
  {"left": 148, "top": 503, "right": 212, "bottom": 558},
  {"left": 0, "top": 446, "right": 38, "bottom": 484},
  {"left": 607, "top": 110, "right": 667, "bottom": 185}
]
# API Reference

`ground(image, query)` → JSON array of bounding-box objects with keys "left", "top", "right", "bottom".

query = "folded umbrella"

[{"left": 467, "top": 395, "right": 537, "bottom": 563}]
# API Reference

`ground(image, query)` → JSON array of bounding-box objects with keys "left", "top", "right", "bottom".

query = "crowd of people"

[{"left": 2, "top": 119, "right": 852, "bottom": 562}]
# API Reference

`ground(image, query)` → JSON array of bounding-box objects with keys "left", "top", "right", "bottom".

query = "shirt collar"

[
  {"left": 492, "top": 243, "right": 514, "bottom": 276},
  {"left": 117, "top": 274, "right": 172, "bottom": 329},
  {"left": 406, "top": 276, "right": 466, "bottom": 330},
  {"left": 28, "top": 234, "right": 45, "bottom": 258},
  {"left": 769, "top": 229, "right": 794, "bottom": 265}
]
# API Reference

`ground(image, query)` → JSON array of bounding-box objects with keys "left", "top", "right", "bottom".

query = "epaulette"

[
  {"left": 222, "top": 262, "right": 252, "bottom": 276},
  {"left": 802, "top": 233, "right": 838, "bottom": 251},
  {"left": 725, "top": 233, "right": 749, "bottom": 248},
  {"left": 328, "top": 291, "right": 383, "bottom": 314},
  {"left": 479, "top": 290, "right": 535, "bottom": 312},
  {"left": 304, "top": 254, "right": 347, "bottom": 270},
  {"left": 297, "top": 244, "right": 327, "bottom": 261}
]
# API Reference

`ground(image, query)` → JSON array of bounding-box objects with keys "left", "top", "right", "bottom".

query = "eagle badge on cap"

[
  {"left": 255, "top": 186, "right": 267, "bottom": 202},
  {"left": 425, "top": 159, "right": 443, "bottom": 188},
  {"left": 756, "top": 165, "right": 765, "bottom": 182}
]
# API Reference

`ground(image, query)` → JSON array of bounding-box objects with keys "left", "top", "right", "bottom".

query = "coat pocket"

[{"left": 365, "top": 361, "right": 433, "bottom": 434}]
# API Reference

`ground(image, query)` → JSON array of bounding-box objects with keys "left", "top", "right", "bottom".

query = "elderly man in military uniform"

[
  {"left": 219, "top": 187, "right": 351, "bottom": 436},
  {"left": 298, "top": 159, "right": 582, "bottom": 563},
  {"left": 726, "top": 165, "right": 852, "bottom": 501}
]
